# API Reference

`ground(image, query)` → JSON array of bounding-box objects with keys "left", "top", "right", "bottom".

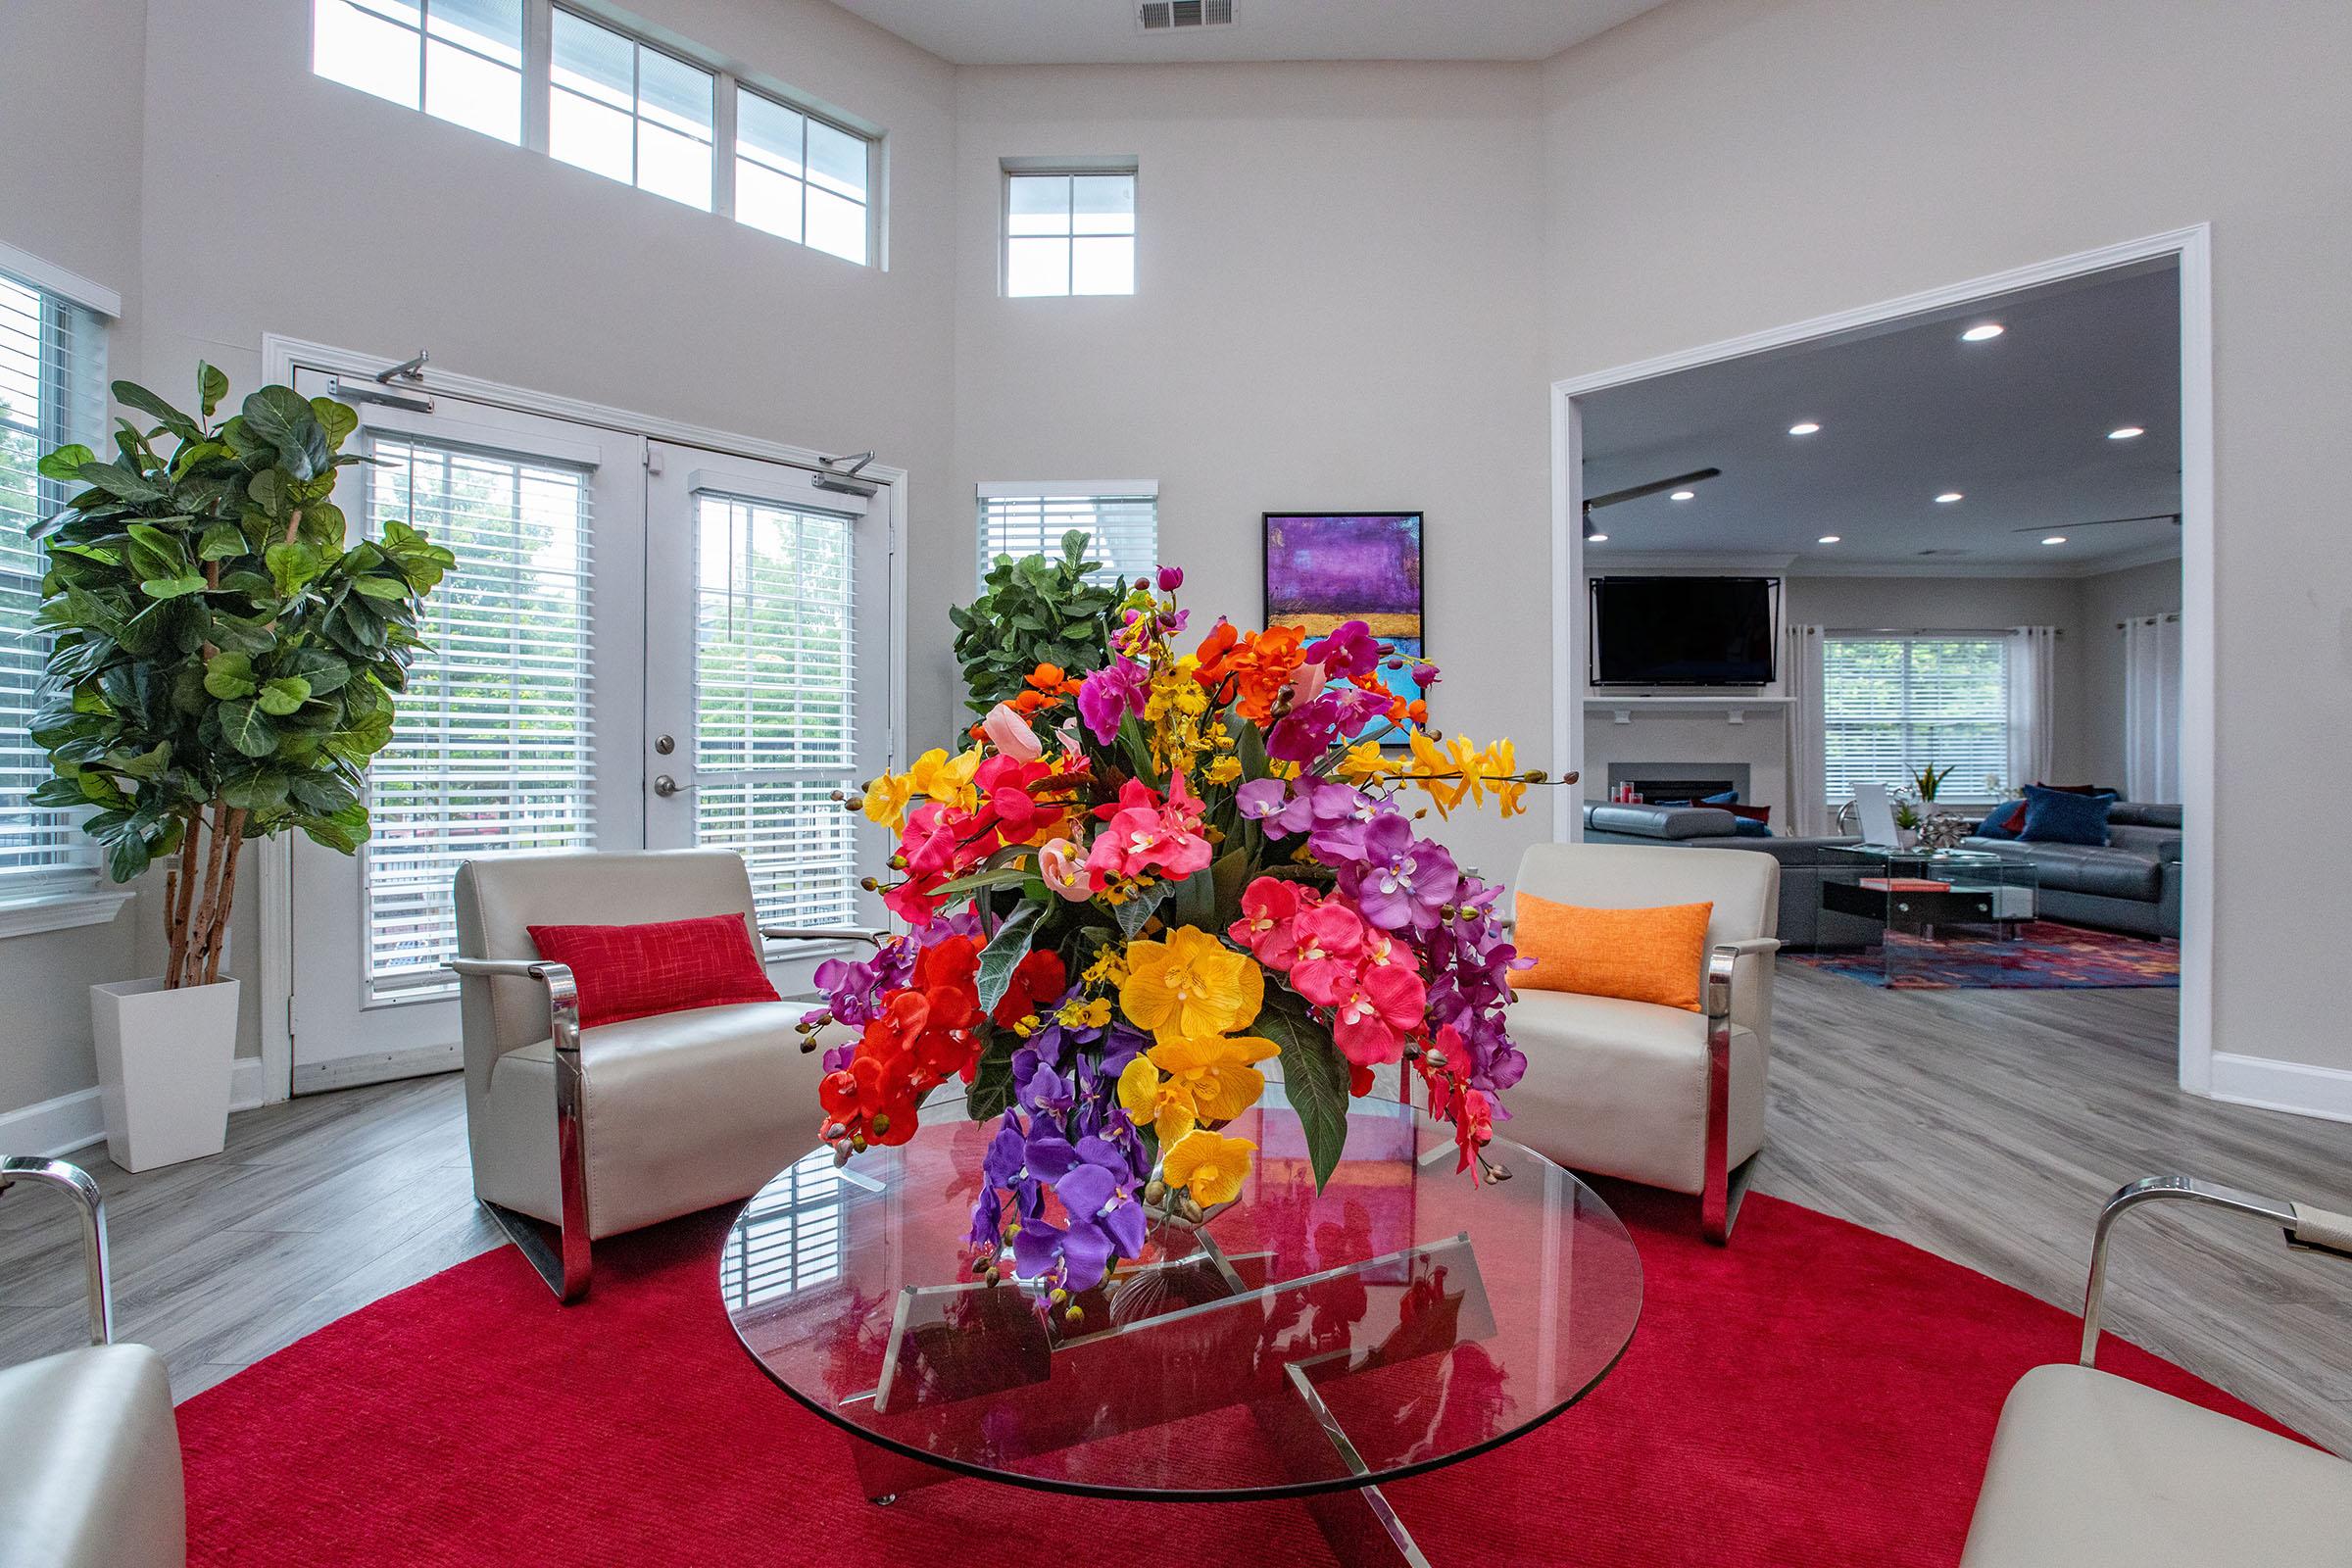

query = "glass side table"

[{"left": 1819, "top": 845, "right": 2040, "bottom": 983}]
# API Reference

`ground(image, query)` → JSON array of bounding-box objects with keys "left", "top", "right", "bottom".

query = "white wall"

[
  {"left": 951, "top": 61, "right": 1552, "bottom": 889},
  {"left": 2077, "top": 558, "right": 2185, "bottom": 791},
  {"left": 1544, "top": 0, "right": 2352, "bottom": 1082}
]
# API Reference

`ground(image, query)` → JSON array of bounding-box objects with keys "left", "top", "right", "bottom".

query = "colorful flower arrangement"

[{"left": 801, "top": 548, "right": 1555, "bottom": 1320}]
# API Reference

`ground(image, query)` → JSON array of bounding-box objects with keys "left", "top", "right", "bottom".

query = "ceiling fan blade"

[
  {"left": 2006, "top": 512, "right": 2181, "bottom": 533},
  {"left": 1585, "top": 466, "right": 1722, "bottom": 512}
]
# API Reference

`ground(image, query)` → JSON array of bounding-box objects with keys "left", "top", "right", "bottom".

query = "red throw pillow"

[
  {"left": 1717, "top": 802, "right": 1771, "bottom": 824},
  {"left": 525, "top": 913, "right": 780, "bottom": 1030}
]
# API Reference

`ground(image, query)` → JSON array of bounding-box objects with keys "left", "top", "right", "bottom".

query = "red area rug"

[
  {"left": 1788, "top": 920, "right": 2180, "bottom": 989},
  {"left": 176, "top": 1186, "right": 2291, "bottom": 1566}
]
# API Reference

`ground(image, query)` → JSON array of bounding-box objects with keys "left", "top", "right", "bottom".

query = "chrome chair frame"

[
  {"left": 0, "top": 1156, "right": 112, "bottom": 1345},
  {"left": 2078, "top": 1173, "right": 2352, "bottom": 1365},
  {"left": 1701, "top": 937, "right": 1779, "bottom": 1244},
  {"left": 446, "top": 923, "right": 884, "bottom": 1303}
]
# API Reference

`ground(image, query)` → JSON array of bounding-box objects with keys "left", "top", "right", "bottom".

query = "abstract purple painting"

[{"left": 1263, "top": 512, "right": 1425, "bottom": 732}]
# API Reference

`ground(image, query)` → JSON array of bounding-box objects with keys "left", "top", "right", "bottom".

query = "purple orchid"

[
  {"left": 1077, "top": 657, "right": 1151, "bottom": 744},
  {"left": 1303, "top": 619, "right": 1383, "bottom": 679},
  {"left": 1341, "top": 813, "right": 1462, "bottom": 933}
]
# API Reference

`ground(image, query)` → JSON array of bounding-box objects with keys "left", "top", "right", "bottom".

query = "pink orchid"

[
  {"left": 1288, "top": 660, "right": 1329, "bottom": 707},
  {"left": 1228, "top": 877, "right": 1302, "bottom": 961},
  {"left": 1288, "top": 903, "right": 1369, "bottom": 1006},
  {"left": 1084, "top": 773, "right": 1213, "bottom": 882},
  {"left": 1329, "top": 963, "right": 1428, "bottom": 1066},
  {"left": 1038, "top": 836, "right": 1095, "bottom": 901},
  {"left": 981, "top": 702, "right": 1043, "bottom": 762}
]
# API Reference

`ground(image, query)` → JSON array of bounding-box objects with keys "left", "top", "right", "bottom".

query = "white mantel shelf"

[{"left": 1583, "top": 694, "right": 1791, "bottom": 723}]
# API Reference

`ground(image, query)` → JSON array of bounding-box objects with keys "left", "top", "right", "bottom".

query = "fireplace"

[{"left": 1605, "top": 763, "right": 1753, "bottom": 804}]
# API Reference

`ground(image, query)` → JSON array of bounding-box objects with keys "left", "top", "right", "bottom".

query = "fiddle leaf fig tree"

[
  {"left": 26, "top": 366, "right": 454, "bottom": 989},
  {"left": 949, "top": 529, "right": 1123, "bottom": 719}
]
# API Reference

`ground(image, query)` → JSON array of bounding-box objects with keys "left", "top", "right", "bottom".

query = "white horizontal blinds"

[
  {"left": 311, "top": 0, "right": 523, "bottom": 144},
  {"left": 693, "top": 492, "right": 860, "bottom": 930},
  {"left": 978, "top": 494, "right": 1156, "bottom": 590},
  {"left": 362, "top": 435, "right": 596, "bottom": 998},
  {"left": 718, "top": 1149, "right": 848, "bottom": 1310},
  {"left": 734, "top": 88, "right": 872, "bottom": 265},
  {"left": 0, "top": 272, "right": 106, "bottom": 894},
  {"left": 550, "top": 9, "right": 714, "bottom": 211},
  {"left": 1006, "top": 172, "right": 1136, "bottom": 296},
  {"left": 1822, "top": 636, "right": 2010, "bottom": 805}
]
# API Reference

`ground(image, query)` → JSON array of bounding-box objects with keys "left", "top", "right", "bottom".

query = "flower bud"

[
  {"left": 1156, "top": 565, "right": 1184, "bottom": 591},
  {"left": 870, "top": 1113, "right": 891, "bottom": 1136}
]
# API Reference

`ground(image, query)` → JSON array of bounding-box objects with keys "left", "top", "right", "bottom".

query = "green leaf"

[
  {"left": 198, "top": 362, "right": 229, "bottom": 419},
  {"left": 1208, "top": 846, "right": 1251, "bottom": 930},
  {"left": 240, "top": 386, "right": 330, "bottom": 479},
  {"left": 1167, "top": 863, "right": 1217, "bottom": 929},
  {"left": 105, "top": 831, "right": 152, "bottom": 884},
  {"left": 197, "top": 520, "right": 244, "bottom": 561},
  {"left": 964, "top": 1036, "right": 1016, "bottom": 1124},
  {"left": 276, "top": 646, "right": 353, "bottom": 696},
  {"left": 220, "top": 769, "right": 291, "bottom": 814},
  {"left": 1115, "top": 711, "right": 1162, "bottom": 790},
  {"left": 36, "top": 444, "right": 95, "bottom": 481},
  {"left": 203, "top": 652, "right": 258, "bottom": 700},
  {"left": 266, "top": 539, "right": 322, "bottom": 597},
  {"left": 1257, "top": 994, "right": 1351, "bottom": 1192},
  {"left": 112, "top": 380, "right": 201, "bottom": 445},
  {"left": 218, "top": 700, "right": 280, "bottom": 758},
  {"left": 123, "top": 522, "right": 188, "bottom": 583},
  {"left": 257, "top": 675, "right": 312, "bottom": 715},
  {"left": 974, "top": 901, "right": 1045, "bottom": 1015},
  {"left": 1235, "top": 716, "right": 1271, "bottom": 784},
  {"left": 75, "top": 461, "right": 170, "bottom": 503},
  {"left": 138, "top": 573, "right": 208, "bottom": 600},
  {"left": 310, "top": 396, "right": 358, "bottom": 449},
  {"left": 301, "top": 802, "right": 370, "bottom": 855},
  {"left": 351, "top": 574, "right": 409, "bottom": 600},
  {"left": 1114, "top": 880, "right": 1170, "bottom": 942}
]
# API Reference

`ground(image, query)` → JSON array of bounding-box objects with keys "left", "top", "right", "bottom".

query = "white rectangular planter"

[{"left": 90, "top": 977, "right": 240, "bottom": 1172}]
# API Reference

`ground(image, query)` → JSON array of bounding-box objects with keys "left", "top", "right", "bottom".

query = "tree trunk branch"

[{"left": 201, "top": 814, "right": 247, "bottom": 987}]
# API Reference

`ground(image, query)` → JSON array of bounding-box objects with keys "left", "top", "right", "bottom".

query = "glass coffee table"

[
  {"left": 1820, "top": 844, "right": 2041, "bottom": 982},
  {"left": 720, "top": 1083, "right": 1643, "bottom": 1566}
]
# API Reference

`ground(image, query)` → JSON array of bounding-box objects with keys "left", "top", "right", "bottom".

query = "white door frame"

[
  {"left": 1547, "top": 223, "right": 2217, "bottom": 1101},
  {"left": 255, "top": 333, "right": 909, "bottom": 1103}
]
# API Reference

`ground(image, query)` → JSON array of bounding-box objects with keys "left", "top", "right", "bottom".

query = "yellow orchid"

[
  {"left": 1148, "top": 1034, "right": 1276, "bottom": 1124},
  {"left": 1163, "top": 1129, "right": 1256, "bottom": 1207},
  {"left": 1056, "top": 995, "right": 1113, "bottom": 1030},
  {"left": 1204, "top": 753, "right": 1243, "bottom": 784},
  {"left": 1447, "top": 732, "right": 1487, "bottom": 810},
  {"left": 1118, "top": 926, "right": 1265, "bottom": 1046},
  {"left": 860, "top": 768, "right": 914, "bottom": 831},
  {"left": 1118, "top": 1053, "right": 1199, "bottom": 1144},
  {"left": 1483, "top": 737, "right": 1526, "bottom": 817},
  {"left": 1408, "top": 730, "right": 1470, "bottom": 817},
  {"left": 903, "top": 746, "right": 983, "bottom": 811},
  {"left": 1337, "top": 738, "right": 1393, "bottom": 786}
]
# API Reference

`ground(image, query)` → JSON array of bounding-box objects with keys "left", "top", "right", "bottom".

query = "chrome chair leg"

[{"left": 0, "top": 1157, "right": 113, "bottom": 1345}]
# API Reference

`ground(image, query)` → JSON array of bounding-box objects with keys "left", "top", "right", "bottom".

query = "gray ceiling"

[
  {"left": 1580, "top": 263, "right": 2183, "bottom": 573},
  {"left": 827, "top": 0, "right": 1667, "bottom": 66}
]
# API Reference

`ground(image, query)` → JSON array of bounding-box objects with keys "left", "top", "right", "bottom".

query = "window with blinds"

[
  {"left": 977, "top": 491, "right": 1157, "bottom": 591},
  {"left": 693, "top": 492, "right": 860, "bottom": 931},
  {"left": 1822, "top": 635, "right": 2010, "bottom": 805},
  {"left": 718, "top": 1147, "right": 847, "bottom": 1309},
  {"left": 0, "top": 270, "right": 107, "bottom": 899},
  {"left": 362, "top": 435, "right": 596, "bottom": 998}
]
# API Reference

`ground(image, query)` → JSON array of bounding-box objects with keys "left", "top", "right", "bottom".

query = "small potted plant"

[{"left": 27, "top": 367, "right": 452, "bottom": 1169}]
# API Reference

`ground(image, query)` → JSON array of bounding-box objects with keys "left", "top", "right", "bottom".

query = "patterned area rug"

[{"left": 1788, "top": 920, "right": 2180, "bottom": 990}]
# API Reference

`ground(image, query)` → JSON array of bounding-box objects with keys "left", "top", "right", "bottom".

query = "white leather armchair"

[
  {"left": 1503, "top": 842, "right": 1780, "bottom": 1243},
  {"left": 0, "top": 1158, "right": 185, "bottom": 1568},
  {"left": 450, "top": 849, "right": 871, "bottom": 1301},
  {"left": 1961, "top": 1176, "right": 2352, "bottom": 1565}
]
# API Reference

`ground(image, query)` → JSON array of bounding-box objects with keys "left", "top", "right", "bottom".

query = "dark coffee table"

[{"left": 720, "top": 1083, "right": 1643, "bottom": 1565}]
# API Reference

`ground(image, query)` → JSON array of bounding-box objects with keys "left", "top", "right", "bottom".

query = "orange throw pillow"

[{"left": 1511, "top": 893, "right": 1714, "bottom": 1011}]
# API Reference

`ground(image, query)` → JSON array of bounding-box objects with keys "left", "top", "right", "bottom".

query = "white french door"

[
  {"left": 289, "top": 372, "right": 647, "bottom": 1090},
  {"left": 283, "top": 368, "right": 898, "bottom": 1091},
  {"left": 642, "top": 444, "right": 895, "bottom": 997}
]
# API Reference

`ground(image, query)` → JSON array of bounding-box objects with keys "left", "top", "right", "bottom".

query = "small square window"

[
  {"left": 1004, "top": 170, "right": 1135, "bottom": 297},
  {"left": 734, "top": 87, "right": 872, "bottom": 266},
  {"left": 550, "top": 10, "right": 714, "bottom": 211}
]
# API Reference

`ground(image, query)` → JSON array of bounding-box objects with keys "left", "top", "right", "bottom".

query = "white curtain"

[
  {"left": 2006, "top": 626, "right": 2057, "bottom": 793},
  {"left": 1784, "top": 623, "right": 1829, "bottom": 836},
  {"left": 2123, "top": 612, "right": 2183, "bottom": 801}
]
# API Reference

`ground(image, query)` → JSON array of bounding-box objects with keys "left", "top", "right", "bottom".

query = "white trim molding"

[
  {"left": 0, "top": 239, "right": 122, "bottom": 318},
  {"left": 1551, "top": 224, "right": 2221, "bottom": 1109},
  {"left": 2208, "top": 1054, "right": 2352, "bottom": 1127},
  {"left": 0, "top": 1057, "right": 270, "bottom": 1159},
  {"left": 0, "top": 888, "right": 133, "bottom": 941}
]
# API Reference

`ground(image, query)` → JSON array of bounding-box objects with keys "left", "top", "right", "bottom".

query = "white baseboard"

[
  {"left": 2207, "top": 1052, "right": 2352, "bottom": 1125},
  {"left": 2, "top": 1056, "right": 277, "bottom": 1159},
  {"left": 290, "top": 1040, "right": 461, "bottom": 1095},
  {"left": 0, "top": 1087, "right": 106, "bottom": 1158}
]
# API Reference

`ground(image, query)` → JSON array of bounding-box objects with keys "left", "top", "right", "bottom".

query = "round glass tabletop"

[{"left": 719, "top": 1084, "right": 1643, "bottom": 1503}]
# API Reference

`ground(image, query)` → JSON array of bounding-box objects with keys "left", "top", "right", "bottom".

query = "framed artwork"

[{"left": 1262, "top": 512, "right": 1426, "bottom": 737}]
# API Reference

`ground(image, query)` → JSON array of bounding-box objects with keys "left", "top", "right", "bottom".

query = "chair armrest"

[
  {"left": 1703, "top": 938, "right": 1781, "bottom": 1019},
  {"left": 760, "top": 926, "right": 889, "bottom": 946},
  {"left": 444, "top": 959, "right": 581, "bottom": 1057},
  {"left": 0, "top": 1157, "right": 111, "bottom": 1346},
  {"left": 2079, "top": 1175, "right": 2352, "bottom": 1365},
  {"left": 447, "top": 956, "right": 574, "bottom": 983}
]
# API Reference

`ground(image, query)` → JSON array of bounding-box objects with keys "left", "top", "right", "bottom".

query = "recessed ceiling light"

[
  {"left": 2041, "top": 535, "right": 2067, "bottom": 546},
  {"left": 1961, "top": 322, "right": 2004, "bottom": 342},
  {"left": 1587, "top": 532, "right": 1608, "bottom": 543},
  {"left": 2108, "top": 425, "right": 2144, "bottom": 440},
  {"left": 1935, "top": 491, "right": 1964, "bottom": 504},
  {"left": 1816, "top": 535, "right": 1840, "bottom": 544},
  {"left": 1669, "top": 489, "right": 1695, "bottom": 501},
  {"left": 1788, "top": 421, "right": 1821, "bottom": 436}
]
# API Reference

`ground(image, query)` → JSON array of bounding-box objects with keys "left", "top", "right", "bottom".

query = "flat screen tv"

[{"left": 1590, "top": 576, "right": 1779, "bottom": 687}]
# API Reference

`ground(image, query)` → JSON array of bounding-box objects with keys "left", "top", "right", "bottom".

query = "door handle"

[{"left": 653, "top": 774, "right": 683, "bottom": 798}]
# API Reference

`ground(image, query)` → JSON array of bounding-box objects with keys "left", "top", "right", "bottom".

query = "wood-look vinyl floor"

[{"left": 0, "top": 961, "right": 2344, "bottom": 1452}]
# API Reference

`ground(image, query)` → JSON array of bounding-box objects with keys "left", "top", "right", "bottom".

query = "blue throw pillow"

[
  {"left": 1731, "top": 816, "right": 1773, "bottom": 838},
  {"left": 1702, "top": 790, "right": 1740, "bottom": 805},
  {"left": 2020, "top": 784, "right": 2112, "bottom": 847},
  {"left": 1975, "top": 800, "right": 2026, "bottom": 840}
]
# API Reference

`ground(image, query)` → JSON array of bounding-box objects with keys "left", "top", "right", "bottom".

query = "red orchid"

[{"left": 989, "top": 949, "right": 1069, "bottom": 1028}]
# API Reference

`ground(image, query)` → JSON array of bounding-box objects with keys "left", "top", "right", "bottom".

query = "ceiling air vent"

[{"left": 1139, "top": 0, "right": 1235, "bottom": 32}]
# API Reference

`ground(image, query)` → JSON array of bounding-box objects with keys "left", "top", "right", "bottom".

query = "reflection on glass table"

[
  {"left": 1820, "top": 845, "right": 2042, "bottom": 982},
  {"left": 720, "top": 1083, "right": 1643, "bottom": 1567}
]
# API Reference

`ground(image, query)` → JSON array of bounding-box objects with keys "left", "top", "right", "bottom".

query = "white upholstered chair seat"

[
  {"left": 1961, "top": 1363, "right": 2352, "bottom": 1566},
  {"left": 477, "top": 1001, "right": 827, "bottom": 1240},
  {"left": 1505, "top": 990, "right": 1765, "bottom": 1195}
]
